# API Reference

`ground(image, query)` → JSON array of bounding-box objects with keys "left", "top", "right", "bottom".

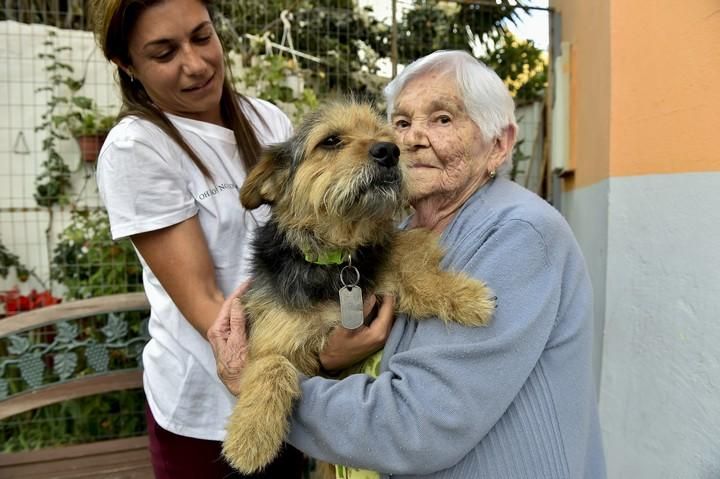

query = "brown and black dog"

[{"left": 222, "top": 101, "right": 495, "bottom": 473}]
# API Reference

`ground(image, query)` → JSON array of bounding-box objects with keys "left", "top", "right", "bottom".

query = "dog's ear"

[{"left": 240, "top": 144, "right": 291, "bottom": 209}]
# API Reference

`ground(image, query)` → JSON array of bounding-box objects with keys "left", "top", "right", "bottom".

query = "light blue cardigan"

[{"left": 287, "top": 178, "right": 606, "bottom": 478}]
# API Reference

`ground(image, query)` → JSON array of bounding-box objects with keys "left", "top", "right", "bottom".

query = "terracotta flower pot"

[{"left": 75, "top": 134, "right": 107, "bottom": 163}]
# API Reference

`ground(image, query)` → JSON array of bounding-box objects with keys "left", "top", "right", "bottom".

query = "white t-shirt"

[{"left": 96, "top": 97, "right": 293, "bottom": 440}]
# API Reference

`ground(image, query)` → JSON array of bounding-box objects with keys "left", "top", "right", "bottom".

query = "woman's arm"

[{"left": 131, "top": 215, "right": 224, "bottom": 336}]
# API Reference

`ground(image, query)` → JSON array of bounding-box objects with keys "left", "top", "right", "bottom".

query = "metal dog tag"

[{"left": 339, "top": 285, "right": 364, "bottom": 330}]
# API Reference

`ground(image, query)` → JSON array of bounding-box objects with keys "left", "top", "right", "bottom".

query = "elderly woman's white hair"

[{"left": 384, "top": 50, "right": 517, "bottom": 175}]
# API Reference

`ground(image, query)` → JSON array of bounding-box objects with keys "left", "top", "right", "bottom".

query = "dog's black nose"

[{"left": 370, "top": 142, "right": 400, "bottom": 168}]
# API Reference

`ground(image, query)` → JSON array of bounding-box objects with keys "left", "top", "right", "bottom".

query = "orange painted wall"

[
  {"left": 610, "top": 0, "right": 720, "bottom": 177},
  {"left": 551, "top": 0, "right": 611, "bottom": 189},
  {"left": 553, "top": 0, "right": 720, "bottom": 188}
]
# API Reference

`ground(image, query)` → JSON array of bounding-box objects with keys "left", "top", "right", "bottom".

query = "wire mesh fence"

[{"left": 0, "top": 0, "right": 549, "bottom": 453}]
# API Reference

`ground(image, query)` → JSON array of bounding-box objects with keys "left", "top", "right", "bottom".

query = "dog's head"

[{"left": 240, "top": 101, "right": 406, "bottom": 246}]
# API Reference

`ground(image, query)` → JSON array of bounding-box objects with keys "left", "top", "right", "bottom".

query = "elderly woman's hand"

[
  {"left": 319, "top": 294, "right": 396, "bottom": 373},
  {"left": 207, "top": 281, "right": 251, "bottom": 396}
]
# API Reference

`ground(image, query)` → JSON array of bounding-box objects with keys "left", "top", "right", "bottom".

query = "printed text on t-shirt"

[{"left": 197, "top": 183, "right": 238, "bottom": 200}]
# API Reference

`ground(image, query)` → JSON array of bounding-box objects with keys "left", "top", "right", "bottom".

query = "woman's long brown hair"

[{"left": 91, "top": 0, "right": 263, "bottom": 178}]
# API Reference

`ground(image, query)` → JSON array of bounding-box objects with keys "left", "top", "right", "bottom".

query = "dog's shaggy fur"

[{"left": 222, "top": 101, "right": 496, "bottom": 473}]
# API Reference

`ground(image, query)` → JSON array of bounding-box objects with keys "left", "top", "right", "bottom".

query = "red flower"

[
  {"left": 32, "top": 290, "right": 62, "bottom": 309},
  {"left": 0, "top": 287, "right": 62, "bottom": 317}
]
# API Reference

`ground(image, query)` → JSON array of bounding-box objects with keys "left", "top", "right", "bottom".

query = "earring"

[
  {"left": 127, "top": 70, "right": 135, "bottom": 82},
  {"left": 489, "top": 169, "right": 497, "bottom": 180}
]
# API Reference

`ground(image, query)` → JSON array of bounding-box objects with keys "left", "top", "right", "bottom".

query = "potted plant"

[
  {"left": 60, "top": 96, "right": 116, "bottom": 163},
  {"left": 34, "top": 31, "right": 117, "bottom": 207},
  {"left": 35, "top": 30, "right": 117, "bottom": 193},
  {"left": 240, "top": 54, "right": 318, "bottom": 123}
]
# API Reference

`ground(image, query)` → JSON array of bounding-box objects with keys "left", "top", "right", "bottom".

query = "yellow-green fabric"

[{"left": 334, "top": 350, "right": 384, "bottom": 479}]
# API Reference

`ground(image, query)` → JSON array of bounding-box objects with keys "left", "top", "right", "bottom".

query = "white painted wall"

[
  {"left": 577, "top": 173, "right": 720, "bottom": 478},
  {"left": 0, "top": 21, "right": 119, "bottom": 297}
]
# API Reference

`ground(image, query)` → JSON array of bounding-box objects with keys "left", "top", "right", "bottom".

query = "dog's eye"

[{"left": 319, "top": 135, "right": 342, "bottom": 149}]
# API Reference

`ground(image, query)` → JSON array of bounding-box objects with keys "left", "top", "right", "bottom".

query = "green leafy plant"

[
  {"left": 50, "top": 209, "right": 143, "bottom": 300},
  {"left": 0, "top": 238, "right": 47, "bottom": 299},
  {"left": 62, "top": 96, "right": 116, "bottom": 163},
  {"left": 479, "top": 30, "right": 548, "bottom": 105},
  {"left": 34, "top": 30, "right": 116, "bottom": 206},
  {"left": 34, "top": 31, "right": 77, "bottom": 208},
  {"left": 0, "top": 390, "right": 146, "bottom": 452},
  {"left": 396, "top": 1, "right": 525, "bottom": 65},
  {"left": 0, "top": 239, "right": 31, "bottom": 282},
  {"left": 239, "top": 54, "right": 319, "bottom": 123},
  {"left": 215, "top": 1, "right": 390, "bottom": 96},
  {"left": 61, "top": 95, "right": 116, "bottom": 138}
]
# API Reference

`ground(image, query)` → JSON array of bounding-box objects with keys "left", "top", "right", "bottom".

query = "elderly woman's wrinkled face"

[{"left": 392, "top": 71, "right": 496, "bottom": 203}]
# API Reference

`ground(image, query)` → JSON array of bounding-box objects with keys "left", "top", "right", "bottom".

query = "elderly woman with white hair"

[{"left": 211, "top": 50, "right": 606, "bottom": 478}]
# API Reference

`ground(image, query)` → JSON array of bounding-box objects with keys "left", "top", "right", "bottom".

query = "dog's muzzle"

[
  {"left": 367, "top": 141, "right": 402, "bottom": 188},
  {"left": 370, "top": 142, "right": 400, "bottom": 168}
]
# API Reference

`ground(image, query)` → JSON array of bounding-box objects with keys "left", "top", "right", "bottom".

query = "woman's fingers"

[
  {"left": 207, "top": 280, "right": 253, "bottom": 396},
  {"left": 229, "top": 280, "right": 251, "bottom": 300},
  {"left": 229, "top": 297, "right": 247, "bottom": 342},
  {"left": 367, "top": 294, "right": 395, "bottom": 341}
]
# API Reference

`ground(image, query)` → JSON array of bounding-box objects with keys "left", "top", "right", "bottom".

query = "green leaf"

[
  {"left": 65, "top": 79, "right": 84, "bottom": 91},
  {"left": 56, "top": 321, "right": 79, "bottom": 343},
  {"left": 53, "top": 352, "right": 78, "bottom": 380},
  {"left": 71, "top": 96, "right": 94, "bottom": 109},
  {"left": 102, "top": 314, "right": 128, "bottom": 342},
  {"left": 8, "top": 335, "right": 30, "bottom": 355}
]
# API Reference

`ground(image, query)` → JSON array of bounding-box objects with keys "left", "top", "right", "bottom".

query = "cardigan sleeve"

[{"left": 287, "top": 218, "right": 566, "bottom": 475}]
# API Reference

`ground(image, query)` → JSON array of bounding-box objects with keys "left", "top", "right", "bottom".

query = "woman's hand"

[
  {"left": 320, "top": 294, "right": 396, "bottom": 373},
  {"left": 207, "top": 282, "right": 251, "bottom": 396}
]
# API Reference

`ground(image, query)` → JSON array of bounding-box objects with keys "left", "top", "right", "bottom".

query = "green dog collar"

[{"left": 303, "top": 249, "right": 346, "bottom": 265}]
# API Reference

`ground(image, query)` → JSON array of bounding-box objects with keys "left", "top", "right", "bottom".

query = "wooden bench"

[{"left": 0, "top": 293, "right": 153, "bottom": 478}]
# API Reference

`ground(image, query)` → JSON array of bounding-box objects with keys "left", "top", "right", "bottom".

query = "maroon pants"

[{"left": 146, "top": 404, "right": 305, "bottom": 479}]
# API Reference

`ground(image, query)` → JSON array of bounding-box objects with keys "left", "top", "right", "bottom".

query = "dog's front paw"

[
  {"left": 223, "top": 408, "right": 277, "bottom": 473},
  {"left": 222, "top": 354, "right": 301, "bottom": 473},
  {"left": 442, "top": 276, "right": 496, "bottom": 327}
]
